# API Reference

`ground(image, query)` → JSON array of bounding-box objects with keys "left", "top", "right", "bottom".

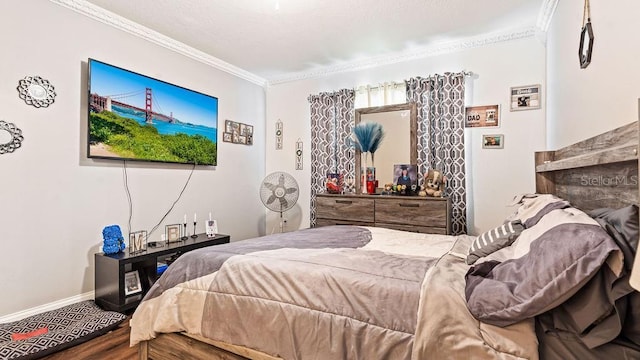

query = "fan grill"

[{"left": 260, "top": 172, "right": 299, "bottom": 213}]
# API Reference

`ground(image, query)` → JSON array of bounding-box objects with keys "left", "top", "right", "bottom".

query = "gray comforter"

[{"left": 130, "top": 226, "right": 538, "bottom": 359}]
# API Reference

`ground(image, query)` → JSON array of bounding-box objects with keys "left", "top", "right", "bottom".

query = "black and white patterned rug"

[{"left": 0, "top": 300, "right": 126, "bottom": 360}]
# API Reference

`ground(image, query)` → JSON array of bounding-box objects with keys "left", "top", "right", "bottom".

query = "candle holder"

[
  {"left": 191, "top": 221, "right": 198, "bottom": 238},
  {"left": 181, "top": 222, "right": 188, "bottom": 241}
]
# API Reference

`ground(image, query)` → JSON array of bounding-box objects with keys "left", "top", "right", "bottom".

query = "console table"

[
  {"left": 315, "top": 194, "right": 451, "bottom": 234},
  {"left": 95, "top": 233, "right": 230, "bottom": 312}
]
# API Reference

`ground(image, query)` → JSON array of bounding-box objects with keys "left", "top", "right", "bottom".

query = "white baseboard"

[{"left": 0, "top": 291, "right": 95, "bottom": 323}]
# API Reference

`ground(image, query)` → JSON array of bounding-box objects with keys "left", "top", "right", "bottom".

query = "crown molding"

[
  {"left": 267, "top": 26, "right": 537, "bottom": 86},
  {"left": 49, "top": 0, "right": 268, "bottom": 87},
  {"left": 536, "top": 0, "right": 559, "bottom": 33}
]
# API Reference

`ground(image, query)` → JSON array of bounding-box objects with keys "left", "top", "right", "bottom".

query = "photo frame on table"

[
  {"left": 394, "top": 164, "right": 418, "bottom": 194},
  {"left": 206, "top": 220, "right": 218, "bottom": 238},
  {"left": 510, "top": 85, "right": 541, "bottom": 111},
  {"left": 465, "top": 105, "right": 500, "bottom": 128},
  {"left": 124, "top": 270, "right": 142, "bottom": 296},
  {"left": 129, "top": 230, "right": 147, "bottom": 254},
  {"left": 482, "top": 134, "right": 504, "bottom": 149},
  {"left": 165, "top": 224, "right": 182, "bottom": 243}
]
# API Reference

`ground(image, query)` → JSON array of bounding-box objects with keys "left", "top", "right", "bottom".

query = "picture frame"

[
  {"left": 225, "top": 120, "right": 234, "bottom": 133},
  {"left": 482, "top": 134, "right": 504, "bottom": 149},
  {"left": 225, "top": 119, "right": 254, "bottom": 146},
  {"left": 128, "top": 230, "right": 147, "bottom": 254},
  {"left": 205, "top": 220, "right": 218, "bottom": 238},
  {"left": 465, "top": 105, "right": 500, "bottom": 128},
  {"left": 165, "top": 223, "right": 182, "bottom": 243},
  {"left": 393, "top": 164, "right": 418, "bottom": 194},
  {"left": 510, "top": 85, "right": 541, "bottom": 111},
  {"left": 325, "top": 173, "right": 344, "bottom": 194},
  {"left": 124, "top": 270, "right": 142, "bottom": 296}
]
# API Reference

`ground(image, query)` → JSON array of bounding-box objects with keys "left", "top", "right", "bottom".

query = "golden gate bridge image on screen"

[{"left": 90, "top": 87, "right": 176, "bottom": 124}]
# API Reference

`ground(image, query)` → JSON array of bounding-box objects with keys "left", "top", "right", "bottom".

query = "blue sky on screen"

[{"left": 89, "top": 59, "right": 218, "bottom": 128}]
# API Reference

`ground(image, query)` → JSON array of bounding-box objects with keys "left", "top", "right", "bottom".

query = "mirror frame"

[{"left": 354, "top": 102, "right": 417, "bottom": 194}]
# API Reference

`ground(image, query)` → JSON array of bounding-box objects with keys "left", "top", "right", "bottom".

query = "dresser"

[{"left": 315, "top": 194, "right": 451, "bottom": 234}]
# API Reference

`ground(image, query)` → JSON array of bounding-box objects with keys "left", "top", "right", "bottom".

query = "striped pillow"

[{"left": 466, "top": 220, "right": 525, "bottom": 265}]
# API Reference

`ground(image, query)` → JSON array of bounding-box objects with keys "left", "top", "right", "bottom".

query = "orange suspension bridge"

[{"left": 90, "top": 88, "right": 176, "bottom": 124}]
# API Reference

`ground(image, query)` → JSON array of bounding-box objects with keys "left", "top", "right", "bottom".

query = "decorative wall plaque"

[
  {"left": 579, "top": 0, "right": 594, "bottom": 69},
  {"left": 276, "top": 119, "right": 283, "bottom": 150},
  {"left": 0, "top": 120, "right": 24, "bottom": 154},
  {"left": 295, "top": 138, "right": 303, "bottom": 170},
  {"left": 17, "top": 76, "right": 56, "bottom": 108}
]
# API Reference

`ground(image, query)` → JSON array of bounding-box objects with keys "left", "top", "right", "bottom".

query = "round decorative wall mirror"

[
  {"left": 0, "top": 121, "right": 24, "bottom": 154},
  {"left": 17, "top": 76, "right": 56, "bottom": 108}
]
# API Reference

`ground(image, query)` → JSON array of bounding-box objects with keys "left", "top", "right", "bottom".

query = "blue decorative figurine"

[{"left": 102, "top": 225, "right": 126, "bottom": 254}]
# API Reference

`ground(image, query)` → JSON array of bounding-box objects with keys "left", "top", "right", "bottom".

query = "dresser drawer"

[
  {"left": 375, "top": 198, "right": 448, "bottom": 228},
  {"left": 316, "top": 196, "right": 375, "bottom": 223}
]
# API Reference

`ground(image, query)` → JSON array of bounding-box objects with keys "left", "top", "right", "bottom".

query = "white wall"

[
  {"left": 547, "top": 0, "right": 640, "bottom": 149},
  {"left": 0, "top": 1, "right": 266, "bottom": 317},
  {"left": 266, "top": 37, "right": 546, "bottom": 235}
]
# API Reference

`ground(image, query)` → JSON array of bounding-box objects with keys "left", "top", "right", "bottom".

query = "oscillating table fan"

[{"left": 259, "top": 172, "right": 299, "bottom": 232}]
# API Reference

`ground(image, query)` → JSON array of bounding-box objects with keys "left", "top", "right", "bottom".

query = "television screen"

[{"left": 88, "top": 59, "right": 218, "bottom": 165}]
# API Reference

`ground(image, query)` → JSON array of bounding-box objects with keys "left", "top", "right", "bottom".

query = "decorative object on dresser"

[
  {"left": 349, "top": 121, "right": 385, "bottom": 194},
  {"left": 17, "top": 75, "right": 56, "bottom": 108},
  {"left": 95, "top": 233, "right": 230, "bottom": 312},
  {"left": 0, "top": 120, "right": 24, "bottom": 155},
  {"left": 325, "top": 173, "right": 344, "bottom": 194},
  {"left": 315, "top": 193, "right": 451, "bottom": 234},
  {"left": 393, "top": 164, "right": 418, "bottom": 195},
  {"left": 421, "top": 168, "right": 446, "bottom": 197}
]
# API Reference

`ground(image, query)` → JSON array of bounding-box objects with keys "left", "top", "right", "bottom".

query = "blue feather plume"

[{"left": 351, "top": 122, "right": 385, "bottom": 154}]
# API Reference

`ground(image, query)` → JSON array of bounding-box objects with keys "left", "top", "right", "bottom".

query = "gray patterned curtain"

[
  {"left": 308, "top": 89, "right": 355, "bottom": 227},
  {"left": 406, "top": 73, "right": 467, "bottom": 235}
]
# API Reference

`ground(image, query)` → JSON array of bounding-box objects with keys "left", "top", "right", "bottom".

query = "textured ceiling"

[{"left": 78, "top": 0, "right": 544, "bottom": 84}]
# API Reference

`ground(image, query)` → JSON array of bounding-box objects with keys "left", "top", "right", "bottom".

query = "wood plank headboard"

[{"left": 535, "top": 121, "right": 639, "bottom": 211}]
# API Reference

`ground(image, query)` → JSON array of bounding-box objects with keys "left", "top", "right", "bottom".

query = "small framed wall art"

[
  {"left": 223, "top": 120, "right": 253, "bottom": 145},
  {"left": 482, "top": 134, "right": 504, "bottom": 149},
  {"left": 465, "top": 105, "right": 499, "bottom": 128},
  {"left": 510, "top": 85, "right": 541, "bottom": 111}
]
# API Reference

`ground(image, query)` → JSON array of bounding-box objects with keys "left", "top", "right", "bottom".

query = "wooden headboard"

[{"left": 535, "top": 121, "right": 639, "bottom": 211}]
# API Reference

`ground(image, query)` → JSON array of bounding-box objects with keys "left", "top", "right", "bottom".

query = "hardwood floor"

[{"left": 41, "top": 316, "right": 137, "bottom": 360}]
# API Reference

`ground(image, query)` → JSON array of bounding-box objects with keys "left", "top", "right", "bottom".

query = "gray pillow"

[{"left": 466, "top": 220, "right": 525, "bottom": 265}]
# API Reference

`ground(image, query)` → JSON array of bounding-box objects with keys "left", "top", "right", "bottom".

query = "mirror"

[{"left": 354, "top": 102, "right": 417, "bottom": 193}]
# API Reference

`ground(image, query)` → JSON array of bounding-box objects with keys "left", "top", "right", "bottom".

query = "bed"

[{"left": 131, "top": 121, "right": 640, "bottom": 360}]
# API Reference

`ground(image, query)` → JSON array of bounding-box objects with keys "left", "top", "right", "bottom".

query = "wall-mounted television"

[{"left": 88, "top": 59, "right": 218, "bottom": 165}]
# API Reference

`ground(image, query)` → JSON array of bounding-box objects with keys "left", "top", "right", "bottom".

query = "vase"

[{"left": 366, "top": 167, "right": 376, "bottom": 194}]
